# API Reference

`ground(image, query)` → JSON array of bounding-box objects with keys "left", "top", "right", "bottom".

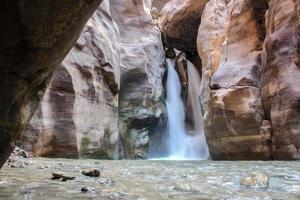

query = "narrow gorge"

[{"left": 0, "top": 0, "right": 300, "bottom": 199}]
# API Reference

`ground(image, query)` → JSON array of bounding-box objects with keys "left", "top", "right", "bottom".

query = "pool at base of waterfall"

[{"left": 1, "top": 158, "right": 300, "bottom": 200}]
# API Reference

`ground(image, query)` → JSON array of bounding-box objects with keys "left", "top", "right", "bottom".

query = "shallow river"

[{"left": 0, "top": 158, "right": 300, "bottom": 199}]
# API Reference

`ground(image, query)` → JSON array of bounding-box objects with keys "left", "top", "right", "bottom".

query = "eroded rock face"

[
  {"left": 0, "top": 0, "right": 102, "bottom": 167},
  {"left": 21, "top": 0, "right": 122, "bottom": 159},
  {"left": 197, "top": 0, "right": 270, "bottom": 160},
  {"left": 152, "top": 0, "right": 170, "bottom": 11},
  {"left": 111, "top": 0, "right": 167, "bottom": 159},
  {"left": 261, "top": 0, "right": 300, "bottom": 159},
  {"left": 158, "top": 0, "right": 208, "bottom": 52},
  {"left": 22, "top": 0, "right": 167, "bottom": 160}
]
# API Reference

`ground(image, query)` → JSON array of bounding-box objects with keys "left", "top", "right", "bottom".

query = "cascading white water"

[
  {"left": 165, "top": 59, "right": 188, "bottom": 159},
  {"left": 162, "top": 59, "right": 209, "bottom": 160},
  {"left": 186, "top": 61, "right": 210, "bottom": 159}
]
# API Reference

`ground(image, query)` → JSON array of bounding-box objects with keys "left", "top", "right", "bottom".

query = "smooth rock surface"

[
  {"left": 197, "top": 0, "right": 270, "bottom": 160},
  {"left": 21, "top": 0, "right": 122, "bottom": 159},
  {"left": 158, "top": 0, "right": 208, "bottom": 52},
  {"left": 0, "top": 0, "right": 102, "bottom": 167},
  {"left": 111, "top": 0, "right": 167, "bottom": 159}
]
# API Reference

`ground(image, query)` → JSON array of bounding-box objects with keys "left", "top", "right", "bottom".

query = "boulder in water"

[
  {"left": 240, "top": 172, "right": 269, "bottom": 188},
  {"left": 51, "top": 173, "right": 75, "bottom": 182},
  {"left": 82, "top": 169, "right": 101, "bottom": 177}
]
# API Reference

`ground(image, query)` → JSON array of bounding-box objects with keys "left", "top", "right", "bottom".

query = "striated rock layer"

[
  {"left": 111, "top": 0, "right": 167, "bottom": 159},
  {"left": 0, "top": 0, "right": 102, "bottom": 167},
  {"left": 21, "top": 0, "right": 167, "bottom": 160},
  {"left": 261, "top": 0, "right": 300, "bottom": 160},
  {"left": 197, "top": 0, "right": 300, "bottom": 160},
  {"left": 21, "top": 0, "right": 122, "bottom": 159},
  {"left": 197, "top": 0, "right": 270, "bottom": 160}
]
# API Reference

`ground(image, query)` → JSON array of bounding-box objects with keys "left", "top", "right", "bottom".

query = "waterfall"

[
  {"left": 161, "top": 59, "right": 209, "bottom": 160},
  {"left": 186, "top": 61, "right": 210, "bottom": 159},
  {"left": 165, "top": 59, "right": 187, "bottom": 158}
]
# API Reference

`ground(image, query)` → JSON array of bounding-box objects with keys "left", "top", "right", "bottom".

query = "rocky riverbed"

[{"left": 0, "top": 158, "right": 300, "bottom": 199}]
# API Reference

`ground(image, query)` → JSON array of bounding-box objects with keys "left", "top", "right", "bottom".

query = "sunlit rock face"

[
  {"left": 111, "top": 0, "right": 167, "bottom": 159},
  {"left": 0, "top": 0, "right": 102, "bottom": 167},
  {"left": 21, "top": 0, "right": 122, "bottom": 159},
  {"left": 197, "top": 0, "right": 270, "bottom": 160},
  {"left": 261, "top": 0, "right": 300, "bottom": 160},
  {"left": 158, "top": 0, "right": 208, "bottom": 52}
]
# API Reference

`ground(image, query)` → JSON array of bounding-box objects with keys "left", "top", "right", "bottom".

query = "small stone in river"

[
  {"left": 10, "top": 162, "right": 25, "bottom": 168},
  {"left": 51, "top": 173, "right": 75, "bottom": 181},
  {"left": 99, "top": 178, "right": 116, "bottom": 186},
  {"left": 81, "top": 187, "right": 96, "bottom": 193},
  {"left": 240, "top": 172, "right": 269, "bottom": 188},
  {"left": 82, "top": 169, "right": 101, "bottom": 177},
  {"left": 81, "top": 187, "right": 89, "bottom": 193}
]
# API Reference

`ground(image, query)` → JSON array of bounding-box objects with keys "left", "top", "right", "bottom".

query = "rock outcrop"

[
  {"left": 0, "top": 0, "right": 102, "bottom": 167},
  {"left": 21, "top": 0, "right": 167, "bottom": 160},
  {"left": 21, "top": 0, "right": 122, "bottom": 159},
  {"left": 158, "top": 0, "right": 208, "bottom": 52},
  {"left": 111, "top": 0, "right": 167, "bottom": 159},
  {"left": 261, "top": 0, "right": 300, "bottom": 160},
  {"left": 197, "top": 0, "right": 270, "bottom": 160}
]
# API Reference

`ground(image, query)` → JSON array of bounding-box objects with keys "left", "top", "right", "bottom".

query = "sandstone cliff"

[
  {"left": 21, "top": 0, "right": 122, "bottom": 159},
  {"left": 261, "top": 0, "right": 300, "bottom": 160},
  {"left": 111, "top": 0, "right": 167, "bottom": 159},
  {"left": 21, "top": 0, "right": 167, "bottom": 160},
  {"left": 197, "top": 0, "right": 270, "bottom": 160},
  {"left": 0, "top": 0, "right": 102, "bottom": 167},
  {"left": 159, "top": 0, "right": 300, "bottom": 160}
]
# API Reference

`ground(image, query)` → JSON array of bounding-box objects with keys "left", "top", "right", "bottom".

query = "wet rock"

[
  {"left": 37, "top": 164, "right": 49, "bottom": 169},
  {"left": 51, "top": 173, "right": 75, "bottom": 182},
  {"left": 10, "top": 162, "right": 25, "bottom": 168},
  {"left": 165, "top": 48, "right": 176, "bottom": 58},
  {"left": 82, "top": 169, "right": 101, "bottom": 177},
  {"left": 13, "top": 147, "right": 29, "bottom": 158},
  {"left": 173, "top": 183, "right": 200, "bottom": 193},
  {"left": 81, "top": 187, "right": 96, "bottom": 193},
  {"left": 10, "top": 147, "right": 31, "bottom": 159},
  {"left": 240, "top": 172, "right": 269, "bottom": 188},
  {"left": 99, "top": 178, "right": 116, "bottom": 186},
  {"left": 110, "top": 192, "right": 126, "bottom": 199},
  {"left": 6, "top": 149, "right": 30, "bottom": 168}
]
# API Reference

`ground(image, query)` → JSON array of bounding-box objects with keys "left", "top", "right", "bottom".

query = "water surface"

[{"left": 1, "top": 158, "right": 300, "bottom": 199}]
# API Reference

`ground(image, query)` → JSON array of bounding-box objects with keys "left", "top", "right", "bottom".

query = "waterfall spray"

[
  {"left": 186, "top": 61, "right": 210, "bottom": 159},
  {"left": 160, "top": 58, "right": 209, "bottom": 160}
]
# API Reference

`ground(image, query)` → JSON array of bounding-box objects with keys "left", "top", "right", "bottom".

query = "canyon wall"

[
  {"left": 21, "top": 0, "right": 121, "bottom": 159},
  {"left": 197, "top": 0, "right": 270, "bottom": 160},
  {"left": 0, "top": 0, "right": 102, "bottom": 167},
  {"left": 4, "top": 0, "right": 300, "bottom": 162},
  {"left": 159, "top": 0, "right": 300, "bottom": 160},
  {"left": 261, "top": 0, "right": 300, "bottom": 160},
  {"left": 21, "top": 0, "right": 167, "bottom": 159},
  {"left": 111, "top": 0, "right": 167, "bottom": 159}
]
